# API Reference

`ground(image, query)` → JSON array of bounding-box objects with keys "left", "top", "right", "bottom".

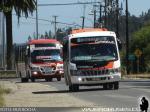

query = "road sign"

[
  {"left": 134, "top": 49, "right": 142, "bottom": 57},
  {"left": 128, "top": 54, "right": 136, "bottom": 61}
]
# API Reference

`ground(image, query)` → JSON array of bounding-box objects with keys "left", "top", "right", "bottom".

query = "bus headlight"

[
  {"left": 78, "top": 77, "right": 82, "bottom": 82},
  {"left": 31, "top": 66, "right": 40, "bottom": 71},
  {"left": 56, "top": 64, "right": 63, "bottom": 70},
  {"left": 108, "top": 68, "right": 120, "bottom": 75},
  {"left": 70, "top": 63, "right": 77, "bottom": 70},
  {"left": 33, "top": 71, "right": 38, "bottom": 75}
]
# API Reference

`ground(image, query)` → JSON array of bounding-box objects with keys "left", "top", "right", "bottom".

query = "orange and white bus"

[
  {"left": 63, "top": 28, "right": 121, "bottom": 91},
  {"left": 17, "top": 39, "right": 63, "bottom": 82}
]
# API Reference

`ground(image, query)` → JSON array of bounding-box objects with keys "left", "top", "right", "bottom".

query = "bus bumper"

[
  {"left": 70, "top": 73, "right": 121, "bottom": 85},
  {"left": 31, "top": 70, "right": 63, "bottom": 79}
]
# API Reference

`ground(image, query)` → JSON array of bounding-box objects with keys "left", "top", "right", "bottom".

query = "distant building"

[{"left": 0, "top": 12, "right": 5, "bottom": 69}]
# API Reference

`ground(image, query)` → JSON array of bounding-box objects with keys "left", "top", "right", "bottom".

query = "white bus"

[{"left": 63, "top": 28, "right": 121, "bottom": 91}]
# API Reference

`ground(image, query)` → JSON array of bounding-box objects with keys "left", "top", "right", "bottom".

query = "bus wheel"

[
  {"left": 57, "top": 77, "right": 61, "bottom": 81},
  {"left": 103, "top": 84, "right": 108, "bottom": 90},
  {"left": 45, "top": 78, "right": 52, "bottom": 82},
  {"left": 108, "top": 83, "right": 113, "bottom": 90},
  {"left": 114, "top": 82, "right": 119, "bottom": 90},
  {"left": 21, "top": 78, "right": 29, "bottom": 82},
  {"left": 69, "top": 85, "right": 79, "bottom": 92},
  {"left": 31, "top": 77, "right": 35, "bottom": 82}
]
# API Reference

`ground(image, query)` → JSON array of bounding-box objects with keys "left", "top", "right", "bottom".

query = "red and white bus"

[
  {"left": 63, "top": 28, "right": 121, "bottom": 91},
  {"left": 17, "top": 39, "right": 63, "bottom": 82}
]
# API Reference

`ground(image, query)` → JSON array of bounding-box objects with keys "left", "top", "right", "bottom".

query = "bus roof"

[
  {"left": 28, "top": 39, "right": 60, "bottom": 45},
  {"left": 71, "top": 28, "right": 108, "bottom": 34}
]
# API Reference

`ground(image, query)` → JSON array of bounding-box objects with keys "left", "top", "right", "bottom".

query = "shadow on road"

[
  {"left": 121, "top": 86, "right": 150, "bottom": 90},
  {"left": 121, "top": 80, "right": 150, "bottom": 82},
  {"left": 16, "top": 80, "right": 62, "bottom": 84},
  {"left": 32, "top": 88, "right": 110, "bottom": 94},
  {"left": 121, "top": 81, "right": 150, "bottom": 90}
]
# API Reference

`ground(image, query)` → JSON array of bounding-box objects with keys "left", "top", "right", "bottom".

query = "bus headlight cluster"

[
  {"left": 56, "top": 64, "right": 63, "bottom": 70},
  {"left": 31, "top": 66, "right": 40, "bottom": 71},
  {"left": 78, "top": 77, "right": 82, "bottom": 82},
  {"left": 108, "top": 68, "right": 120, "bottom": 75},
  {"left": 33, "top": 71, "right": 38, "bottom": 75},
  {"left": 70, "top": 63, "right": 77, "bottom": 70},
  {"left": 71, "top": 70, "right": 81, "bottom": 76}
]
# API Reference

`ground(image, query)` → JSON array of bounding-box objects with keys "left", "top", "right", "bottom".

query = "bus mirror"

[
  {"left": 118, "top": 43, "right": 122, "bottom": 50},
  {"left": 26, "top": 47, "right": 30, "bottom": 57},
  {"left": 117, "top": 38, "right": 122, "bottom": 50}
]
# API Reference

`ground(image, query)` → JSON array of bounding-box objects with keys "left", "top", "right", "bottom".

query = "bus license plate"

[
  {"left": 44, "top": 67, "right": 52, "bottom": 74},
  {"left": 87, "top": 77, "right": 106, "bottom": 81}
]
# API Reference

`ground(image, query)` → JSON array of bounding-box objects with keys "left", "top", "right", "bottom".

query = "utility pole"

[
  {"left": 93, "top": 4, "right": 97, "bottom": 28},
  {"left": 94, "top": 9, "right": 96, "bottom": 28},
  {"left": 81, "top": 16, "right": 85, "bottom": 29},
  {"left": 126, "top": 0, "right": 129, "bottom": 74},
  {"left": 116, "top": 0, "right": 119, "bottom": 37},
  {"left": 36, "top": 0, "right": 39, "bottom": 39},
  {"left": 104, "top": 0, "right": 107, "bottom": 28},
  {"left": 99, "top": 4, "right": 102, "bottom": 25},
  {"left": 81, "top": 4, "right": 86, "bottom": 29},
  {"left": 53, "top": 16, "right": 58, "bottom": 39}
]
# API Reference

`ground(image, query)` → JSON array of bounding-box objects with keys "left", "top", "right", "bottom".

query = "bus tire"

[
  {"left": 69, "top": 85, "right": 79, "bottom": 92},
  {"left": 108, "top": 83, "right": 113, "bottom": 90},
  {"left": 103, "top": 83, "right": 114, "bottom": 90},
  {"left": 103, "top": 84, "right": 108, "bottom": 90},
  {"left": 21, "top": 78, "right": 29, "bottom": 83},
  {"left": 114, "top": 81, "right": 119, "bottom": 90},
  {"left": 57, "top": 77, "right": 61, "bottom": 81},
  {"left": 45, "top": 78, "right": 52, "bottom": 82},
  {"left": 31, "top": 77, "right": 35, "bottom": 82}
]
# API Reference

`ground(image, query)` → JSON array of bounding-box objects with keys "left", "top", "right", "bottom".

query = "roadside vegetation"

[
  {"left": 0, "top": 85, "right": 11, "bottom": 107},
  {"left": 0, "top": 71, "right": 17, "bottom": 78},
  {"left": 119, "top": 9, "right": 150, "bottom": 74}
]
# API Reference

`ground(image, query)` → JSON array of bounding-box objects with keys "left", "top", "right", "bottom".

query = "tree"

[
  {"left": 130, "top": 23, "right": 150, "bottom": 72},
  {"left": 40, "top": 34, "right": 44, "bottom": 39},
  {"left": 48, "top": 30, "right": 52, "bottom": 38},
  {"left": 0, "top": 0, "right": 36, "bottom": 70},
  {"left": 45, "top": 31, "right": 48, "bottom": 39}
]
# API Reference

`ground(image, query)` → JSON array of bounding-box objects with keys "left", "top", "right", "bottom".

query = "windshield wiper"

[
  {"left": 91, "top": 56, "right": 116, "bottom": 61},
  {"left": 33, "top": 59, "right": 44, "bottom": 63}
]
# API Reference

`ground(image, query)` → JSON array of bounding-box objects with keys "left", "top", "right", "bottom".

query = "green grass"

[
  {"left": 0, "top": 85, "right": 11, "bottom": 107},
  {"left": 0, "top": 70, "right": 17, "bottom": 78},
  {"left": 0, "top": 95, "right": 4, "bottom": 107}
]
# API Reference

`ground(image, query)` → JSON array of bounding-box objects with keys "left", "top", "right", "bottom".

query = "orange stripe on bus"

[
  {"left": 105, "top": 62, "right": 114, "bottom": 68},
  {"left": 71, "top": 28, "right": 108, "bottom": 34}
]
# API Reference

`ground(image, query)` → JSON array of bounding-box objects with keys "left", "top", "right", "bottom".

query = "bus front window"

[
  {"left": 31, "top": 49, "right": 62, "bottom": 63},
  {"left": 71, "top": 43, "right": 118, "bottom": 62}
]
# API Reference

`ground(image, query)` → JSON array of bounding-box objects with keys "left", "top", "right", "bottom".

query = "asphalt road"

[
  {"left": 37, "top": 78, "right": 150, "bottom": 112},
  {"left": 2, "top": 78, "right": 150, "bottom": 112}
]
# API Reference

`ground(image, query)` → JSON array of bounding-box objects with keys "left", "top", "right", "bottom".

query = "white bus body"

[{"left": 63, "top": 28, "right": 121, "bottom": 91}]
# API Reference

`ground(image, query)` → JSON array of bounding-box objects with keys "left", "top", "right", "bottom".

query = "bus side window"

[{"left": 117, "top": 38, "right": 122, "bottom": 50}]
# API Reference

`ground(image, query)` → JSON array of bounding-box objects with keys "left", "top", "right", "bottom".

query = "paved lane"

[{"left": 41, "top": 78, "right": 150, "bottom": 110}]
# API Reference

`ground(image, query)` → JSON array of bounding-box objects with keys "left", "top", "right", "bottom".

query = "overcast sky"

[{"left": 12, "top": 0, "right": 150, "bottom": 43}]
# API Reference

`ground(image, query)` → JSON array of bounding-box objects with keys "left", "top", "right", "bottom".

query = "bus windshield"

[
  {"left": 71, "top": 36, "right": 118, "bottom": 62},
  {"left": 31, "top": 49, "right": 62, "bottom": 63}
]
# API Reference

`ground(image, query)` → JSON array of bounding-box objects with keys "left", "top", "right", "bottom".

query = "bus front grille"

[
  {"left": 81, "top": 69, "right": 109, "bottom": 76},
  {"left": 71, "top": 69, "right": 110, "bottom": 76}
]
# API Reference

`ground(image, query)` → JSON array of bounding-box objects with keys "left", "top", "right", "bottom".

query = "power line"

[
  {"left": 12, "top": 14, "right": 81, "bottom": 27},
  {"left": 36, "top": 0, "right": 39, "bottom": 39},
  {"left": 53, "top": 16, "right": 58, "bottom": 39},
  {"left": 13, "top": 20, "right": 50, "bottom": 26},
  {"left": 38, "top": 2, "right": 101, "bottom": 6}
]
